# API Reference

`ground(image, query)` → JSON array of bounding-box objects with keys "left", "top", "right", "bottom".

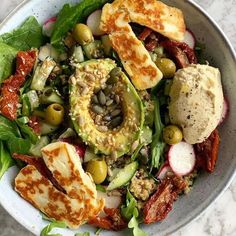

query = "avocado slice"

[{"left": 70, "top": 59, "right": 144, "bottom": 157}]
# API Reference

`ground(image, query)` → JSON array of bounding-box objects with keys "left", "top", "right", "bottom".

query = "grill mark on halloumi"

[
  {"left": 15, "top": 142, "right": 104, "bottom": 229},
  {"left": 100, "top": 0, "right": 186, "bottom": 90}
]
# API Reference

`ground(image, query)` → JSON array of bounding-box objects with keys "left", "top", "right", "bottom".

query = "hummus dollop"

[{"left": 169, "top": 64, "right": 224, "bottom": 144}]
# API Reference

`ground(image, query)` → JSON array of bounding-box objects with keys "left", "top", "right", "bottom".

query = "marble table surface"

[{"left": 0, "top": 0, "right": 236, "bottom": 236}]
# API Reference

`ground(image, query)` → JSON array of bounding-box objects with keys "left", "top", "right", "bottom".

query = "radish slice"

[
  {"left": 157, "top": 162, "right": 172, "bottom": 180},
  {"left": 218, "top": 97, "right": 229, "bottom": 125},
  {"left": 168, "top": 141, "right": 196, "bottom": 176},
  {"left": 87, "top": 10, "right": 105, "bottom": 36},
  {"left": 43, "top": 16, "right": 57, "bottom": 37},
  {"left": 183, "top": 29, "right": 196, "bottom": 49}
]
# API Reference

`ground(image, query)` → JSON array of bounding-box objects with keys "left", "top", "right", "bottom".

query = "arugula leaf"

[
  {"left": 128, "top": 216, "right": 147, "bottom": 236},
  {"left": 0, "top": 141, "right": 14, "bottom": 179},
  {"left": 75, "top": 232, "right": 90, "bottom": 236},
  {"left": 121, "top": 190, "right": 139, "bottom": 220},
  {"left": 40, "top": 221, "right": 66, "bottom": 236},
  {"left": 0, "top": 42, "right": 18, "bottom": 83},
  {"left": 0, "top": 16, "right": 44, "bottom": 51},
  {"left": 150, "top": 98, "right": 165, "bottom": 171},
  {"left": 51, "top": 0, "right": 112, "bottom": 51}
]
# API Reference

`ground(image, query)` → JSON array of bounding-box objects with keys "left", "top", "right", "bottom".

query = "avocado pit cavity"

[{"left": 89, "top": 80, "right": 124, "bottom": 131}]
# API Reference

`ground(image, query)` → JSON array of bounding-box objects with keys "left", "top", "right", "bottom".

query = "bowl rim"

[{"left": 0, "top": 0, "right": 236, "bottom": 235}]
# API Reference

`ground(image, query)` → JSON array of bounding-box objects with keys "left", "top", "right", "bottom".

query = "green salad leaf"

[
  {"left": 150, "top": 98, "right": 165, "bottom": 171},
  {"left": 128, "top": 216, "right": 147, "bottom": 236},
  {"left": 0, "top": 16, "right": 44, "bottom": 51},
  {"left": 0, "top": 115, "right": 32, "bottom": 155},
  {"left": 75, "top": 232, "right": 90, "bottom": 236},
  {"left": 0, "top": 141, "right": 14, "bottom": 180},
  {"left": 121, "top": 190, "right": 147, "bottom": 236},
  {"left": 0, "top": 42, "right": 18, "bottom": 83},
  {"left": 51, "top": 0, "right": 112, "bottom": 51},
  {"left": 40, "top": 221, "right": 67, "bottom": 236},
  {"left": 16, "top": 119, "right": 39, "bottom": 144},
  {"left": 121, "top": 190, "right": 138, "bottom": 220}
]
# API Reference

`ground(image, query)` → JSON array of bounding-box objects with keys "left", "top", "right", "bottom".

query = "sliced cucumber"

[
  {"left": 101, "top": 35, "right": 112, "bottom": 56},
  {"left": 84, "top": 147, "right": 98, "bottom": 163},
  {"left": 29, "top": 136, "right": 50, "bottom": 157},
  {"left": 107, "top": 162, "right": 138, "bottom": 191},
  {"left": 140, "top": 126, "right": 152, "bottom": 145},
  {"left": 83, "top": 40, "right": 104, "bottom": 59},
  {"left": 71, "top": 45, "right": 84, "bottom": 63}
]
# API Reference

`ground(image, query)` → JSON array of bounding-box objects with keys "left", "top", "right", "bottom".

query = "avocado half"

[{"left": 70, "top": 59, "right": 144, "bottom": 157}]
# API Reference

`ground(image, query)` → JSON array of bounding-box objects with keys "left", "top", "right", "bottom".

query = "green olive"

[
  {"left": 86, "top": 158, "right": 108, "bottom": 184},
  {"left": 155, "top": 58, "right": 176, "bottom": 78},
  {"left": 45, "top": 103, "right": 65, "bottom": 126},
  {"left": 163, "top": 125, "right": 183, "bottom": 145},
  {"left": 72, "top": 23, "right": 94, "bottom": 45}
]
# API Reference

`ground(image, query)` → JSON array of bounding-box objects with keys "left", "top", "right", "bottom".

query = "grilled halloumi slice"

[
  {"left": 100, "top": 0, "right": 186, "bottom": 90},
  {"left": 15, "top": 142, "right": 104, "bottom": 229}
]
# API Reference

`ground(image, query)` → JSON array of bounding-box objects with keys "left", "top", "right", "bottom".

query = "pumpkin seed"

[
  {"left": 92, "top": 105, "right": 104, "bottom": 114},
  {"left": 106, "top": 99, "right": 113, "bottom": 106},
  {"left": 92, "top": 95, "right": 99, "bottom": 104},
  {"left": 111, "top": 109, "right": 121, "bottom": 117},
  {"left": 98, "top": 91, "right": 106, "bottom": 105},
  {"left": 109, "top": 116, "right": 122, "bottom": 128},
  {"left": 109, "top": 67, "right": 122, "bottom": 79},
  {"left": 103, "top": 85, "right": 112, "bottom": 95}
]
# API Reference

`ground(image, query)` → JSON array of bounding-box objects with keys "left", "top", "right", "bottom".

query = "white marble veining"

[{"left": 0, "top": 0, "right": 236, "bottom": 236}]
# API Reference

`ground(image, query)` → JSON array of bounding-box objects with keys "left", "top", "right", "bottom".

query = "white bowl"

[{"left": 0, "top": 0, "right": 236, "bottom": 235}]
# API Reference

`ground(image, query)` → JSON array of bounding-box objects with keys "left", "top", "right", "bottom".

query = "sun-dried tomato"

[
  {"left": 138, "top": 28, "right": 153, "bottom": 41},
  {"left": 28, "top": 116, "right": 41, "bottom": 135},
  {"left": 194, "top": 129, "right": 220, "bottom": 173},
  {"left": 161, "top": 40, "right": 197, "bottom": 67},
  {"left": 0, "top": 50, "right": 37, "bottom": 120},
  {"left": 88, "top": 207, "right": 127, "bottom": 231},
  {"left": 16, "top": 50, "right": 37, "bottom": 76},
  {"left": 13, "top": 153, "right": 65, "bottom": 193},
  {"left": 143, "top": 175, "right": 186, "bottom": 224}
]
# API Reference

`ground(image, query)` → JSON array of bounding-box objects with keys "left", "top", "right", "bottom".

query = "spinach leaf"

[
  {"left": 0, "top": 16, "right": 44, "bottom": 51},
  {"left": 0, "top": 115, "right": 31, "bottom": 154},
  {"left": 51, "top": 0, "right": 112, "bottom": 51},
  {"left": 0, "top": 42, "right": 18, "bottom": 83},
  {"left": 150, "top": 98, "right": 165, "bottom": 171},
  {"left": 40, "top": 221, "right": 66, "bottom": 236},
  {"left": 0, "top": 115, "right": 20, "bottom": 138},
  {"left": 0, "top": 141, "right": 14, "bottom": 179},
  {"left": 7, "top": 136, "right": 31, "bottom": 155},
  {"left": 16, "top": 119, "right": 39, "bottom": 144}
]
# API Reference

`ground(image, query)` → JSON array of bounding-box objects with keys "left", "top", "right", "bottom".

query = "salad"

[{"left": 0, "top": 0, "right": 228, "bottom": 235}]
